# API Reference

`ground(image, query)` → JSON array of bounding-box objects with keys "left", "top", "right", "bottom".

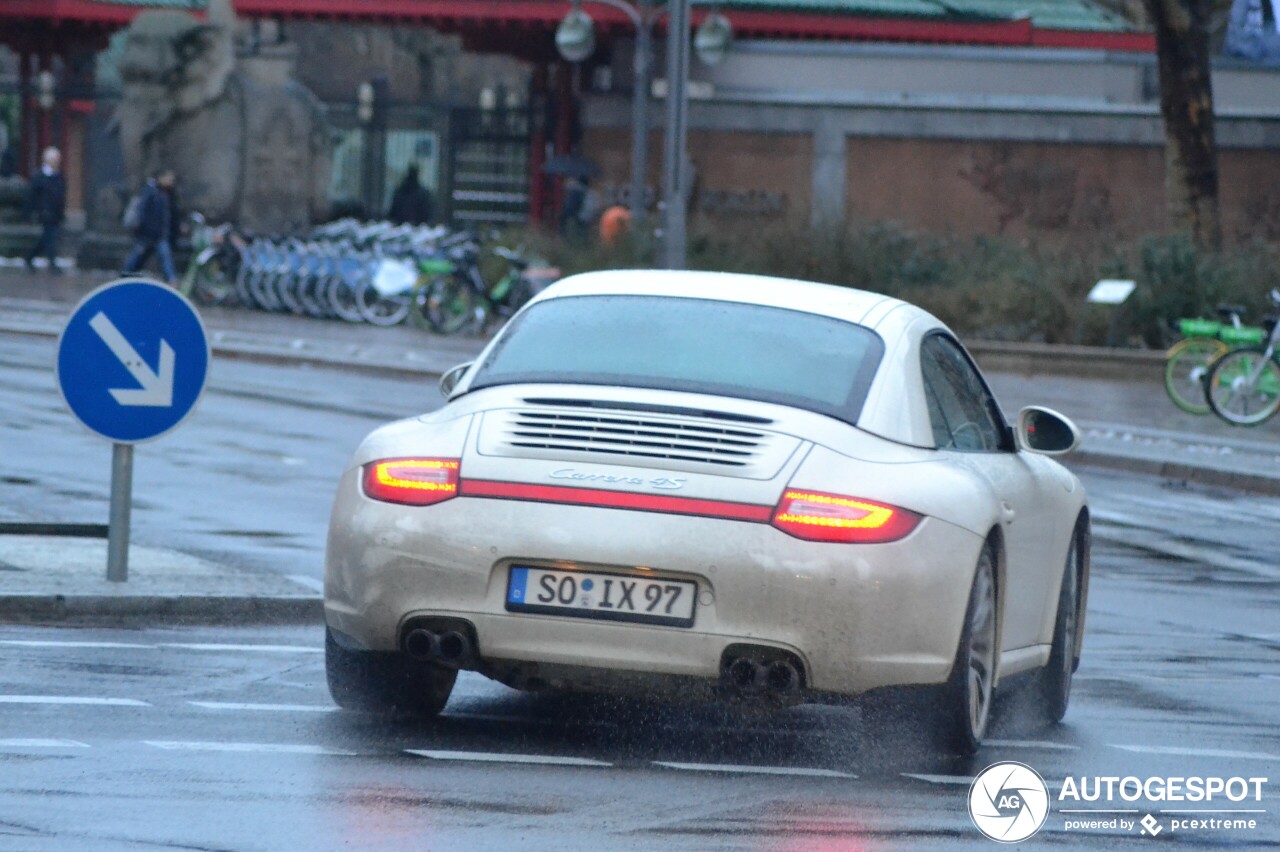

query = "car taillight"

[
  {"left": 771, "top": 489, "right": 921, "bottom": 543},
  {"left": 362, "top": 458, "right": 460, "bottom": 506}
]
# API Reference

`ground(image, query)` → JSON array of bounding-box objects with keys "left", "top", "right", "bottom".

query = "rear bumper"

[{"left": 324, "top": 469, "right": 986, "bottom": 697}]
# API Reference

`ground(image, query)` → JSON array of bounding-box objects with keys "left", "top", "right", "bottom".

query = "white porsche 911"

[{"left": 324, "top": 270, "right": 1089, "bottom": 754}]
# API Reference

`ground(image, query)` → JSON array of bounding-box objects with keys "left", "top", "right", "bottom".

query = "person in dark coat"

[
  {"left": 122, "top": 169, "right": 178, "bottom": 284},
  {"left": 24, "top": 147, "right": 66, "bottom": 274},
  {"left": 386, "top": 166, "right": 433, "bottom": 225}
]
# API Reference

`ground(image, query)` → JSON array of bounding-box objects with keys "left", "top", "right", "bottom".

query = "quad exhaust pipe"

[{"left": 404, "top": 627, "right": 473, "bottom": 667}]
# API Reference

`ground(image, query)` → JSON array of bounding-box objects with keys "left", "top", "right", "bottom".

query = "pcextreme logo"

[{"left": 968, "top": 761, "right": 1051, "bottom": 843}]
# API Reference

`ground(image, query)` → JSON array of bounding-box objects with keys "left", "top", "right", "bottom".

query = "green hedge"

[{"left": 514, "top": 221, "right": 1280, "bottom": 348}]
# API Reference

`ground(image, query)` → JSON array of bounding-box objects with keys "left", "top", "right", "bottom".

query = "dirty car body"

[{"left": 324, "top": 270, "right": 1090, "bottom": 752}]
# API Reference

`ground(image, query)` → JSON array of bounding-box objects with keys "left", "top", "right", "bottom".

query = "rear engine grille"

[{"left": 504, "top": 411, "right": 766, "bottom": 467}]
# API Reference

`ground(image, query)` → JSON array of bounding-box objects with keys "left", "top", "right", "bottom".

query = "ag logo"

[{"left": 968, "top": 761, "right": 1050, "bottom": 843}]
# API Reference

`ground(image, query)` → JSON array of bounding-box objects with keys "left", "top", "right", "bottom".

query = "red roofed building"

[{"left": 2, "top": 1, "right": 1276, "bottom": 242}]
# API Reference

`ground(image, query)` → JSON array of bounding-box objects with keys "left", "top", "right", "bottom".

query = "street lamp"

[
  {"left": 556, "top": 5, "right": 597, "bottom": 63},
  {"left": 694, "top": 12, "right": 733, "bottom": 66},
  {"left": 555, "top": 0, "right": 731, "bottom": 263}
]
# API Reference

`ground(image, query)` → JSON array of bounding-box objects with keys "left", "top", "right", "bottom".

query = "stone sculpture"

[{"left": 116, "top": 0, "right": 330, "bottom": 232}]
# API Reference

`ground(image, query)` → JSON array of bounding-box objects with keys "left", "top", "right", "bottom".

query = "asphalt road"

[
  {"left": 1, "top": 334, "right": 1278, "bottom": 849},
  {"left": 0, "top": 521, "right": 1277, "bottom": 851}
]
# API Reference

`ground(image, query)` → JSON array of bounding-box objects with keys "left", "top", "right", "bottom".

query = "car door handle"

[{"left": 1000, "top": 501, "right": 1016, "bottom": 523}]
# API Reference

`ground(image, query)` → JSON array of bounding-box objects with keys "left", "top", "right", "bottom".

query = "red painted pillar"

[
  {"left": 552, "top": 60, "right": 574, "bottom": 225},
  {"left": 528, "top": 64, "right": 548, "bottom": 227}
]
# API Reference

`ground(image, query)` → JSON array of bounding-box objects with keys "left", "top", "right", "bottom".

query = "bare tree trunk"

[{"left": 1144, "top": 0, "right": 1223, "bottom": 250}]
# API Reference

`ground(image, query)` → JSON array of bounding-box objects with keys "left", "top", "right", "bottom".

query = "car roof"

[{"left": 539, "top": 269, "right": 938, "bottom": 332}]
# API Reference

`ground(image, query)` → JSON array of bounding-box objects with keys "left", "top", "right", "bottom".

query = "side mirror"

[
  {"left": 1016, "top": 406, "right": 1080, "bottom": 456},
  {"left": 438, "top": 361, "right": 473, "bottom": 399}
]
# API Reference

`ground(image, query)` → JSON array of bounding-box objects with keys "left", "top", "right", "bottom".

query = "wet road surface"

[
  {"left": 1, "top": 533, "right": 1277, "bottom": 850},
  {"left": 1, "top": 336, "right": 1278, "bottom": 848}
]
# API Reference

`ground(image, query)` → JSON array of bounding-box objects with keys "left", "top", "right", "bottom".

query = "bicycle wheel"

[
  {"left": 355, "top": 282, "right": 411, "bottom": 326},
  {"left": 1206, "top": 347, "right": 1280, "bottom": 426},
  {"left": 419, "top": 276, "right": 478, "bottom": 335},
  {"left": 327, "top": 276, "right": 365, "bottom": 323},
  {"left": 193, "top": 256, "right": 237, "bottom": 306},
  {"left": 1163, "top": 337, "right": 1227, "bottom": 415}
]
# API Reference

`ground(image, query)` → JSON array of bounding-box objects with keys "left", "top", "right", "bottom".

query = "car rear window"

[{"left": 468, "top": 294, "right": 885, "bottom": 424}]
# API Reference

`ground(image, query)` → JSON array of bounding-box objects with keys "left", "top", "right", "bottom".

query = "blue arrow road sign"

[{"left": 56, "top": 278, "right": 210, "bottom": 444}]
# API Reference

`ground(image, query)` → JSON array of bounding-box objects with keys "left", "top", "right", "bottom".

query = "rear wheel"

[
  {"left": 325, "top": 627, "right": 456, "bottom": 717},
  {"left": 1033, "top": 519, "right": 1085, "bottom": 723},
  {"left": 419, "top": 276, "right": 478, "bottom": 334},
  {"left": 1206, "top": 347, "right": 1280, "bottom": 426},
  {"left": 1164, "top": 337, "right": 1227, "bottom": 415},
  {"left": 933, "top": 545, "right": 997, "bottom": 755}
]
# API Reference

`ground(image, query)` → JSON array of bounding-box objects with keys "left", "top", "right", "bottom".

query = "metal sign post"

[
  {"left": 106, "top": 444, "right": 134, "bottom": 582},
  {"left": 662, "top": 0, "right": 690, "bottom": 270},
  {"left": 56, "top": 278, "right": 210, "bottom": 583}
]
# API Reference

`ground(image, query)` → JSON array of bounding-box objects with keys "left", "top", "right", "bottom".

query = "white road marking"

[
  {"left": 902, "top": 774, "right": 974, "bottom": 785},
  {"left": 904, "top": 773, "right": 1066, "bottom": 787},
  {"left": 287, "top": 574, "right": 325, "bottom": 593},
  {"left": 654, "top": 762, "right": 853, "bottom": 778},
  {"left": 189, "top": 701, "right": 335, "bottom": 713},
  {"left": 145, "top": 741, "right": 355, "bottom": 756},
  {"left": 405, "top": 749, "right": 611, "bottom": 767},
  {"left": 0, "top": 739, "right": 90, "bottom": 748},
  {"left": 0, "top": 640, "right": 149, "bottom": 649},
  {"left": 1111, "top": 745, "right": 1280, "bottom": 761},
  {"left": 0, "top": 695, "right": 149, "bottom": 706},
  {"left": 0, "top": 639, "right": 320, "bottom": 654},
  {"left": 161, "top": 643, "right": 321, "bottom": 654},
  {"left": 985, "top": 739, "right": 1080, "bottom": 751}
]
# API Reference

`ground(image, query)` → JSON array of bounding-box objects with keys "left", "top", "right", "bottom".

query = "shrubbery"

[{"left": 517, "top": 220, "right": 1280, "bottom": 347}]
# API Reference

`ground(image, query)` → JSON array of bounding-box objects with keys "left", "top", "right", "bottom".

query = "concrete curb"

[
  {"left": 968, "top": 340, "right": 1164, "bottom": 381},
  {"left": 0, "top": 320, "right": 451, "bottom": 379},
  {"left": 1067, "top": 449, "right": 1280, "bottom": 497},
  {"left": 0, "top": 593, "right": 323, "bottom": 626}
]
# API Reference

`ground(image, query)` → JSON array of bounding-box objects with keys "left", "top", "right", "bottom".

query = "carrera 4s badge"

[{"left": 549, "top": 468, "right": 688, "bottom": 490}]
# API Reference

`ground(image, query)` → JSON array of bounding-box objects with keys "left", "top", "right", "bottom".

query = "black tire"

[
  {"left": 325, "top": 627, "right": 456, "bottom": 717},
  {"left": 1034, "top": 518, "right": 1085, "bottom": 723},
  {"left": 934, "top": 544, "right": 998, "bottom": 756},
  {"left": 1205, "top": 347, "right": 1280, "bottom": 426},
  {"left": 421, "top": 276, "right": 478, "bottom": 335}
]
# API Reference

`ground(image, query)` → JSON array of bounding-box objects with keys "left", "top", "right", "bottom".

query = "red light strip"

[{"left": 458, "top": 479, "right": 774, "bottom": 523}]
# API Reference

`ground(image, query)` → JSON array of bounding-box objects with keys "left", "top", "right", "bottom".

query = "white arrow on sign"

[{"left": 88, "top": 311, "right": 175, "bottom": 407}]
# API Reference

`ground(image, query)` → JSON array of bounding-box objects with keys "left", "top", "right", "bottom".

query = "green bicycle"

[
  {"left": 1163, "top": 305, "right": 1266, "bottom": 415},
  {"left": 1204, "top": 289, "right": 1280, "bottom": 426}
]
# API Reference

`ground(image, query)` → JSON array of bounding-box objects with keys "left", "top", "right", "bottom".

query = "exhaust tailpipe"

[
  {"left": 727, "top": 657, "right": 766, "bottom": 693},
  {"left": 766, "top": 660, "right": 801, "bottom": 696},
  {"left": 404, "top": 628, "right": 440, "bottom": 661},
  {"left": 436, "top": 630, "right": 471, "bottom": 664}
]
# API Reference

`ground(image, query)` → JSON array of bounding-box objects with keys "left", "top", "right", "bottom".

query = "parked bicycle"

[
  {"left": 414, "top": 242, "right": 559, "bottom": 335},
  {"left": 178, "top": 212, "right": 245, "bottom": 307},
  {"left": 1203, "top": 289, "right": 1280, "bottom": 426},
  {"left": 1164, "top": 304, "right": 1266, "bottom": 415}
]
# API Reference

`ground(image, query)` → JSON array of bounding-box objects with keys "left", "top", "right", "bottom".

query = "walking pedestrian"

[
  {"left": 23, "top": 147, "right": 66, "bottom": 274},
  {"left": 122, "top": 169, "right": 178, "bottom": 285},
  {"left": 387, "top": 166, "right": 433, "bottom": 226}
]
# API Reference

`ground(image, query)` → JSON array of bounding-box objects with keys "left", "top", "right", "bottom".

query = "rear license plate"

[{"left": 506, "top": 566, "right": 696, "bottom": 628}]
